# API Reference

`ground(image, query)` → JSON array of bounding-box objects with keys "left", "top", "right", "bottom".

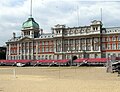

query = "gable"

[{"left": 18, "top": 37, "right": 33, "bottom": 42}]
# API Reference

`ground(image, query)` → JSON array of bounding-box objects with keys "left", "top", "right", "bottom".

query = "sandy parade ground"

[{"left": 0, "top": 66, "right": 120, "bottom": 92}]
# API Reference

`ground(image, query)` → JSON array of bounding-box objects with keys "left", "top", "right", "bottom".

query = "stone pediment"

[{"left": 19, "top": 36, "right": 33, "bottom": 42}]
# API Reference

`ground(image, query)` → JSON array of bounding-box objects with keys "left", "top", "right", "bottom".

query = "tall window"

[
  {"left": 118, "top": 35, "right": 120, "bottom": 41},
  {"left": 42, "top": 47, "right": 44, "bottom": 52},
  {"left": 42, "top": 55, "right": 44, "bottom": 59},
  {"left": 49, "top": 55, "right": 52, "bottom": 60},
  {"left": 46, "top": 41, "right": 48, "bottom": 45},
  {"left": 106, "top": 36, "right": 110, "bottom": 41},
  {"left": 112, "top": 36, "right": 116, "bottom": 41},
  {"left": 42, "top": 41, "right": 44, "bottom": 45},
  {"left": 118, "top": 53, "right": 120, "bottom": 57},
  {"left": 34, "top": 42, "right": 36, "bottom": 46},
  {"left": 64, "top": 40, "right": 68, "bottom": 44},
  {"left": 46, "top": 47, "right": 49, "bottom": 52},
  {"left": 102, "top": 44, "right": 106, "bottom": 50},
  {"left": 102, "top": 37, "right": 105, "bottom": 42},
  {"left": 107, "top": 44, "right": 111, "bottom": 50},
  {"left": 113, "top": 53, "right": 116, "bottom": 57},
  {"left": 118, "top": 43, "right": 120, "bottom": 49},
  {"left": 86, "top": 44, "right": 91, "bottom": 51},
  {"left": 38, "top": 56, "right": 40, "bottom": 60},
  {"left": 38, "top": 48, "right": 40, "bottom": 53},
  {"left": 81, "top": 44, "right": 85, "bottom": 50},
  {"left": 112, "top": 43, "right": 116, "bottom": 50},
  {"left": 94, "top": 44, "right": 99, "bottom": 51},
  {"left": 45, "top": 55, "right": 47, "bottom": 59},
  {"left": 108, "top": 53, "right": 111, "bottom": 58}
]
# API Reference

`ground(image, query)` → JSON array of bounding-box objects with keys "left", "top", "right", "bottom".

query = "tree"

[{"left": 0, "top": 52, "right": 6, "bottom": 59}]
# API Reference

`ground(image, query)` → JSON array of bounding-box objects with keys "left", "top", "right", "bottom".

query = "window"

[
  {"left": 34, "top": 42, "right": 36, "bottom": 46},
  {"left": 102, "top": 53, "right": 106, "bottom": 58},
  {"left": 38, "top": 56, "right": 40, "bottom": 60},
  {"left": 38, "top": 48, "right": 40, "bottom": 53},
  {"left": 86, "top": 39, "right": 90, "bottom": 43},
  {"left": 94, "top": 38, "right": 99, "bottom": 43},
  {"left": 94, "top": 44, "right": 99, "bottom": 51},
  {"left": 118, "top": 35, "right": 120, "bottom": 41},
  {"left": 86, "top": 45, "right": 91, "bottom": 51},
  {"left": 29, "top": 42, "right": 32, "bottom": 46},
  {"left": 107, "top": 44, "right": 111, "bottom": 50},
  {"left": 81, "top": 44, "right": 85, "bottom": 50},
  {"left": 49, "top": 55, "right": 52, "bottom": 60},
  {"left": 102, "top": 30, "right": 106, "bottom": 33},
  {"left": 112, "top": 36, "right": 116, "bottom": 41},
  {"left": 45, "top": 55, "right": 47, "bottom": 59},
  {"left": 69, "top": 39, "right": 73, "bottom": 45},
  {"left": 46, "top": 47, "right": 49, "bottom": 52},
  {"left": 108, "top": 53, "right": 111, "bottom": 58},
  {"left": 102, "top": 44, "right": 106, "bottom": 50},
  {"left": 81, "top": 38, "right": 85, "bottom": 43},
  {"left": 102, "top": 37, "right": 105, "bottom": 42},
  {"left": 118, "top": 43, "right": 120, "bottom": 49},
  {"left": 64, "top": 40, "right": 68, "bottom": 44},
  {"left": 42, "top": 55, "right": 44, "bottom": 59},
  {"left": 95, "top": 54, "right": 98, "bottom": 58},
  {"left": 106, "top": 36, "right": 110, "bottom": 41},
  {"left": 42, "top": 41, "right": 44, "bottom": 45},
  {"left": 46, "top": 41, "right": 48, "bottom": 45},
  {"left": 113, "top": 53, "right": 116, "bottom": 57},
  {"left": 118, "top": 53, "right": 120, "bottom": 57},
  {"left": 112, "top": 43, "right": 116, "bottom": 50},
  {"left": 42, "top": 47, "right": 44, "bottom": 52}
]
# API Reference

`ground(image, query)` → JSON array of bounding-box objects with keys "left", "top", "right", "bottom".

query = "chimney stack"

[{"left": 13, "top": 32, "right": 16, "bottom": 38}]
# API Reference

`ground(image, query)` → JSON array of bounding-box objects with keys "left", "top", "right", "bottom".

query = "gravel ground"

[{"left": 0, "top": 66, "right": 120, "bottom": 92}]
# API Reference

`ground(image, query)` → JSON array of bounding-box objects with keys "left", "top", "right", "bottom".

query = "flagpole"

[
  {"left": 30, "top": 0, "right": 32, "bottom": 17},
  {"left": 100, "top": 8, "right": 102, "bottom": 22}
]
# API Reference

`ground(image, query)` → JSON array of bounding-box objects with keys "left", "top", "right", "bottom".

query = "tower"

[{"left": 21, "top": 0, "right": 40, "bottom": 38}]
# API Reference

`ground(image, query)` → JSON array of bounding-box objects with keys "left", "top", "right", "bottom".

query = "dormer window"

[{"left": 96, "top": 27, "right": 98, "bottom": 30}]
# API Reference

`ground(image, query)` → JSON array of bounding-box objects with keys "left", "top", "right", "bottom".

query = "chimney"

[
  {"left": 13, "top": 32, "right": 16, "bottom": 38},
  {"left": 41, "top": 29, "right": 43, "bottom": 35}
]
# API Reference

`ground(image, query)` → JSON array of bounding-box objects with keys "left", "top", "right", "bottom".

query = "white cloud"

[{"left": 0, "top": 0, "right": 120, "bottom": 46}]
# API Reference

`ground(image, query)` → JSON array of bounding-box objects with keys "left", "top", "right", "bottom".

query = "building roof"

[
  {"left": 39, "top": 33, "right": 53, "bottom": 38},
  {"left": 22, "top": 17, "right": 39, "bottom": 29}
]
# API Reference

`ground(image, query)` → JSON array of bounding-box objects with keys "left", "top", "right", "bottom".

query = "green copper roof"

[{"left": 22, "top": 17, "right": 39, "bottom": 29}]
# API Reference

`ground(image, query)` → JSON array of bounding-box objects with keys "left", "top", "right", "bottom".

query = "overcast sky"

[{"left": 0, "top": 0, "right": 120, "bottom": 46}]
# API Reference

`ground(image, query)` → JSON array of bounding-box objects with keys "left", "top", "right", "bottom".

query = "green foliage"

[{"left": 0, "top": 52, "right": 6, "bottom": 59}]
